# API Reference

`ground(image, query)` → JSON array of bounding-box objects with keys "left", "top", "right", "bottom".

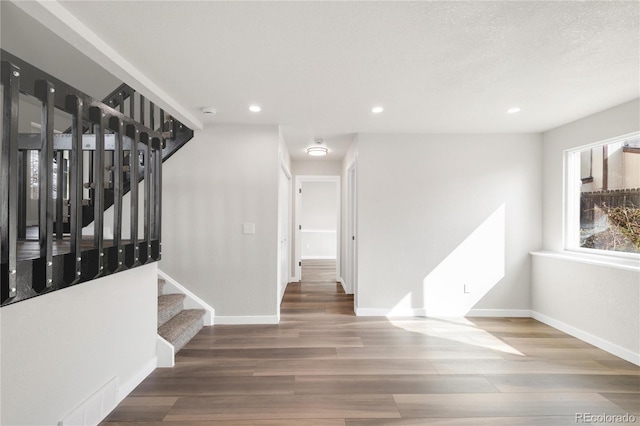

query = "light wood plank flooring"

[{"left": 102, "top": 260, "right": 639, "bottom": 425}]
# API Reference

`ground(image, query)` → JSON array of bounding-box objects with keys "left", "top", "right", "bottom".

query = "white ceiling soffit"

[{"left": 11, "top": 0, "right": 203, "bottom": 130}]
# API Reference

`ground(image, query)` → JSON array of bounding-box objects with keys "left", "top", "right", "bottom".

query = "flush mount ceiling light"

[
  {"left": 201, "top": 106, "right": 217, "bottom": 115},
  {"left": 507, "top": 107, "right": 521, "bottom": 114},
  {"left": 249, "top": 105, "right": 262, "bottom": 112},
  {"left": 371, "top": 106, "right": 384, "bottom": 114},
  {"left": 307, "top": 138, "right": 328, "bottom": 157}
]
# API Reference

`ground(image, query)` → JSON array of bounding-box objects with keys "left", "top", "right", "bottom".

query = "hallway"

[{"left": 102, "top": 266, "right": 639, "bottom": 425}]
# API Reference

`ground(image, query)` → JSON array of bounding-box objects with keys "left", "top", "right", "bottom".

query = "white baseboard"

[
  {"left": 279, "top": 284, "right": 286, "bottom": 304},
  {"left": 466, "top": 309, "right": 532, "bottom": 317},
  {"left": 116, "top": 357, "right": 157, "bottom": 404},
  {"left": 301, "top": 256, "right": 337, "bottom": 260},
  {"left": 532, "top": 310, "right": 640, "bottom": 366},
  {"left": 157, "top": 269, "right": 215, "bottom": 326},
  {"left": 300, "top": 255, "right": 337, "bottom": 260},
  {"left": 355, "top": 308, "right": 428, "bottom": 317},
  {"left": 215, "top": 315, "right": 279, "bottom": 325},
  {"left": 356, "top": 308, "right": 533, "bottom": 318},
  {"left": 337, "top": 277, "right": 348, "bottom": 294}
]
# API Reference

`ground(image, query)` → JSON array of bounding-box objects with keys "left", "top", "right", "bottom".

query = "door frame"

[
  {"left": 277, "top": 157, "right": 292, "bottom": 315},
  {"left": 346, "top": 160, "right": 358, "bottom": 306},
  {"left": 293, "top": 175, "right": 341, "bottom": 283}
]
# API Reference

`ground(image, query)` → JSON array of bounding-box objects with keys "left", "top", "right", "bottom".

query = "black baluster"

[
  {"left": 1, "top": 61, "right": 20, "bottom": 302},
  {"left": 65, "top": 95, "right": 84, "bottom": 282},
  {"left": 139, "top": 94, "right": 145, "bottom": 126},
  {"left": 17, "top": 150, "right": 27, "bottom": 239},
  {"left": 117, "top": 91, "right": 125, "bottom": 114},
  {"left": 89, "top": 107, "right": 105, "bottom": 277},
  {"left": 143, "top": 133, "right": 151, "bottom": 263},
  {"left": 126, "top": 125, "right": 140, "bottom": 266},
  {"left": 55, "top": 150, "right": 64, "bottom": 240},
  {"left": 150, "top": 102, "right": 155, "bottom": 131},
  {"left": 152, "top": 137, "right": 162, "bottom": 260},
  {"left": 35, "top": 79, "right": 55, "bottom": 291},
  {"left": 110, "top": 117, "right": 125, "bottom": 271},
  {"left": 129, "top": 90, "right": 135, "bottom": 120}
]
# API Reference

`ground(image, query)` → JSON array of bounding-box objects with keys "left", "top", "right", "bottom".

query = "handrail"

[{"left": 1, "top": 50, "right": 164, "bottom": 306}]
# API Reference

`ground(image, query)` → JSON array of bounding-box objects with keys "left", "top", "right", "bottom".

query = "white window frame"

[{"left": 564, "top": 131, "right": 640, "bottom": 261}]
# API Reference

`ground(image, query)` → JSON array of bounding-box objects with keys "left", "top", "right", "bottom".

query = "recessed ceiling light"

[
  {"left": 201, "top": 107, "right": 217, "bottom": 115},
  {"left": 371, "top": 106, "right": 384, "bottom": 114},
  {"left": 249, "top": 105, "right": 261, "bottom": 112},
  {"left": 507, "top": 107, "right": 521, "bottom": 114}
]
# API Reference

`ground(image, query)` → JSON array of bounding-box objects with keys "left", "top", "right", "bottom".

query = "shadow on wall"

[{"left": 387, "top": 204, "right": 507, "bottom": 317}]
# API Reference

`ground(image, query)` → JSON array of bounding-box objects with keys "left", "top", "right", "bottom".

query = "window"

[
  {"left": 566, "top": 132, "right": 640, "bottom": 256},
  {"left": 29, "top": 152, "right": 60, "bottom": 200},
  {"left": 29, "top": 122, "right": 67, "bottom": 201}
]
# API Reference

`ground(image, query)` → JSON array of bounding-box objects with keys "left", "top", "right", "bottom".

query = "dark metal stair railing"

[
  {"left": 1, "top": 50, "right": 165, "bottom": 306},
  {"left": 101, "top": 81, "right": 195, "bottom": 162},
  {"left": 67, "top": 80, "right": 193, "bottom": 228}
]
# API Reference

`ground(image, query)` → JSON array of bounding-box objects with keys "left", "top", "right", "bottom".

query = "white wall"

[
  {"left": 355, "top": 133, "right": 542, "bottom": 316},
  {"left": 291, "top": 160, "right": 342, "bottom": 176},
  {"left": 0, "top": 263, "right": 157, "bottom": 425},
  {"left": 301, "top": 181, "right": 337, "bottom": 259},
  {"left": 160, "top": 124, "right": 280, "bottom": 323},
  {"left": 532, "top": 254, "right": 639, "bottom": 364},
  {"left": 534, "top": 98, "right": 640, "bottom": 364}
]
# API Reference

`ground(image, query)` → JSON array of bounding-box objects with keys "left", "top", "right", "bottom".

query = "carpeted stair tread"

[
  {"left": 157, "top": 278, "right": 166, "bottom": 295},
  {"left": 157, "top": 293, "right": 186, "bottom": 328},
  {"left": 158, "top": 309, "right": 205, "bottom": 353}
]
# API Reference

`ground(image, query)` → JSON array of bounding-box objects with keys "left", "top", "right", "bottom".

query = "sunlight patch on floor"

[{"left": 390, "top": 317, "right": 525, "bottom": 356}]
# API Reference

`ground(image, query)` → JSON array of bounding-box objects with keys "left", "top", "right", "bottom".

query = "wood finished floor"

[
  {"left": 17, "top": 227, "right": 132, "bottom": 261},
  {"left": 102, "top": 260, "right": 640, "bottom": 425}
]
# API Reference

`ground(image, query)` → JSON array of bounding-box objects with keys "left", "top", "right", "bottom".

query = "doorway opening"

[{"left": 294, "top": 175, "right": 341, "bottom": 287}]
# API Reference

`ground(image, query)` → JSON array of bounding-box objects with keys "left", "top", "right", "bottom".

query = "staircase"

[
  {"left": 2, "top": 49, "right": 208, "bottom": 368},
  {"left": 1, "top": 49, "right": 195, "bottom": 307},
  {"left": 157, "top": 278, "right": 205, "bottom": 356}
]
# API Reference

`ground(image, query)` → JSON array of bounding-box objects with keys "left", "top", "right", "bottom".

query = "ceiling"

[{"left": 4, "top": 1, "right": 640, "bottom": 160}]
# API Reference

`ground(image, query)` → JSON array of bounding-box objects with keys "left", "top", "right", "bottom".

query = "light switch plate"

[{"left": 243, "top": 223, "right": 255, "bottom": 234}]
